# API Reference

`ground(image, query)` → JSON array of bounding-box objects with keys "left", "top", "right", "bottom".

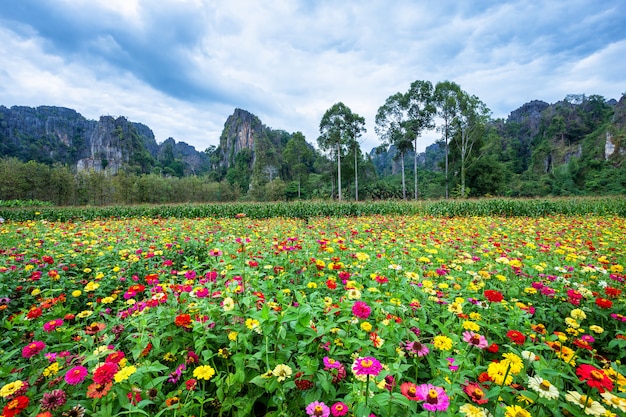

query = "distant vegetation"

[{"left": 1, "top": 85, "right": 625, "bottom": 203}]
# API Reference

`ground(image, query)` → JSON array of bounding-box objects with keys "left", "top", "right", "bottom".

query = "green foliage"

[{"left": 1, "top": 197, "right": 625, "bottom": 222}]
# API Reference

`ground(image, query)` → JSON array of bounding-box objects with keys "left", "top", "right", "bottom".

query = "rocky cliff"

[{"left": 0, "top": 105, "right": 209, "bottom": 174}]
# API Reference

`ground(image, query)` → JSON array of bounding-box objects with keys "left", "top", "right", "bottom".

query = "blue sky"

[{"left": 1, "top": 0, "right": 625, "bottom": 154}]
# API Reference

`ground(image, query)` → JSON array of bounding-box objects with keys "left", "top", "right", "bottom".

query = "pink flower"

[
  {"left": 404, "top": 340, "right": 429, "bottom": 357},
  {"left": 306, "top": 401, "right": 330, "bottom": 417},
  {"left": 323, "top": 356, "right": 342, "bottom": 370},
  {"left": 415, "top": 384, "right": 449, "bottom": 412},
  {"left": 462, "top": 331, "right": 489, "bottom": 349},
  {"left": 43, "top": 318, "right": 64, "bottom": 332},
  {"left": 22, "top": 340, "right": 46, "bottom": 358},
  {"left": 65, "top": 366, "right": 88, "bottom": 385},
  {"left": 352, "top": 356, "right": 382, "bottom": 377},
  {"left": 330, "top": 402, "right": 348, "bottom": 417},
  {"left": 352, "top": 301, "right": 371, "bottom": 319}
]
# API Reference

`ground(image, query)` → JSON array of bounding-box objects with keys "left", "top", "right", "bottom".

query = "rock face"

[
  {"left": 216, "top": 108, "right": 265, "bottom": 168},
  {"left": 0, "top": 105, "right": 209, "bottom": 174},
  {"left": 506, "top": 100, "right": 550, "bottom": 140}
]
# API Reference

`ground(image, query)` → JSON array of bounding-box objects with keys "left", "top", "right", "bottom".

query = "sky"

[{"left": 1, "top": 1, "right": 625, "bottom": 154}]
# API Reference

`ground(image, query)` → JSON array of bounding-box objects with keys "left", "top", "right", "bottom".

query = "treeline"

[{"left": 1, "top": 157, "right": 436, "bottom": 205}]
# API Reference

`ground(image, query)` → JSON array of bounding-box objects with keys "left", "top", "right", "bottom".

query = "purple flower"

[
  {"left": 352, "top": 356, "right": 383, "bottom": 377},
  {"left": 306, "top": 401, "right": 330, "bottom": 417},
  {"left": 415, "top": 384, "right": 449, "bottom": 412},
  {"left": 462, "top": 331, "right": 489, "bottom": 349}
]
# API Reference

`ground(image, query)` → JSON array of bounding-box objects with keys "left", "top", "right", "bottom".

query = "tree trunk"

[
  {"left": 354, "top": 147, "right": 358, "bottom": 201},
  {"left": 401, "top": 151, "right": 406, "bottom": 200},
  {"left": 445, "top": 124, "right": 449, "bottom": 199},
  {"left": 337, "top": 142, "right": 342, "bottom": 201},
  {"left": 414, "top": 137, "right": 419, "bottom": 200}
]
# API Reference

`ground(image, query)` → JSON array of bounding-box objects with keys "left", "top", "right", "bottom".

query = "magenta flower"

[
  {"left": 404, "top": 340, "right": 429, "bottom": 357},
  {"left": 40, "top": 389, "right": 67, "bottom": 411},
  {"left": 415, "top": 384, "right": 450, "bottom": 412},
  {"left": 323, "top": 356, "right": 342, "bottom": 370},
  {"left": 352, "top": 356, "right": 383, "bottom": 377},
  {"left": 64, "top": 366, "right": 88, "bottom": 385},
  {"left": 462, "top": 331, "right": 489, "bottom": 349},
  {"left": 43, "top": 318, "right": 64, "bottom": 332},
  {"left": 306, "top": 401, "right": 330, "bottom": 417},
  {"left": 22, "top": 340, "right": 46, "bottom": 358},
  {"left": 330, "top": 401, "right": 349, "bottom": 417},
  {"left": 352, "top": 301, "right": 371, "bottom": 319}
]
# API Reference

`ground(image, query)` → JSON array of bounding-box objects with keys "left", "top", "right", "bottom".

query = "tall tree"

[
  {"left": 405, "top": 80, "right": 436, "bottom": 199},
  {"left": 454, "top": 92, "right": 491, "bottom": 197},
  {"left": 433, "top": 81, "right": 462, "bottom": 199},
  {"left": 375, "top": 92, "right": 412, "bottom": 199},
  {"left": 318, "top": 103, "right": 365, "bottom": 200},
  {"left": 283, "top": 132, "right": 314, "bottom": 199}
]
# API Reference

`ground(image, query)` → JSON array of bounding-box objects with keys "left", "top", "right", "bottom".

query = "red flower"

[
  {"left": 604, "top": 287, "right": 622, "bottom": 298},
  {"left": 400, "top": 382, "right": 421, "bottom": 401},
  {"left": 576, "top": 364, "right": 614, "bottom": 393},
  {"left": 463, "top": 382, "right": 489, "bottom": 404},
  {"left": 93, "top": 362, "right": 119, "bottom": 384},
  {"left": 2, "top": 395, "right": 29, "bottom": 417},
  {"left": 595, "top": 297, "right": 613, "bottom": 309},
  {"left": 484, "top": 290, "right": 503, "bottom": 303},
  {"left": 486, "top": 343, "right": 499, "bottom": 353},
  {"left": 174, "top": 314, "right": 192, "bottom": 328},
  {"left": 506, "top": 330, "right": 526, "bottom": 345}
]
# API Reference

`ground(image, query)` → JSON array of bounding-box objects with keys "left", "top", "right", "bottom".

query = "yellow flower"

[
  {"left": 459, "top": 403, "right": 491, "bottom": 417},
  {"left": 360, "top": 321, "right": 373, "bottom": 332},
  {"left": 433, "top": 335, "right": 453, "bottom": 351},
  {"left": 463, "top": 320, "right": 481, "bottom": 332},
  {"left": 307, "top": 282, "right": 318, "bottom": 289},
  {"left": 43, "top": 362, "right": 61, "bottom": 377},
  {"left": 565, "top": 317, "right": 580, "bottom": 329},
  {"left": 31, "top": 288, "right": 41, "bottom": 296},
  {"left": 589, "top": 325, "right": 604, "bottom": 334},
  {"left": 245, "top": 318, "right": 260, "bottom": 331},
  {"left": 222, "top": 297, "right": 235, "bottom": 312},
  {"left": 84, "top": 281, "right": 99, "bottom": 292},
  {"left": 0, "top": 381, "right": 24, "bottom": 398},
  {"left": 228, "top": 331, "right": 238, "bottom": 341},
  {"left": 504, "top": 405, "right": 531, "bottom": 417},
  {"left": 272, "top": 364, "right": 292, "bottom": 382},
  {"left": 448, "top": 302, "right": 463, "bottom": 314},
  {"left": 72, "top": 290, "right": 82, "bottom": 297},
  {"left": 163, "top": 352, "right": 176, "bottom": 362},
  {"left": 193, "top": 365, "right": 216, "bottom": 381},
  {"left": 487, "top": 361, "right": 513, "bottom": 386},
  {"left": 469, "top": 312, "right": 482, "bottom": 321},
  {"left": 501, "top": 353, "right": 524, "bottom": 375},
  {"left": 114, "top": 365, "right": 137, "bottom": 383},
  {"left": 570, "top": 308, "right": 586, "bottom": 321}
]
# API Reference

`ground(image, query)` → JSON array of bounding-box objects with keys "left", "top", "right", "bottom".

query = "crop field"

[{"left": 0, "top": 203, "right": 625, "bottom": 416}]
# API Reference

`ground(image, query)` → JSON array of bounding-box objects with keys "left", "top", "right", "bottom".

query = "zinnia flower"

[
  {"left": 487, "top": 362, "right": 513, "bottom": 386},
  {"left": 506, "top": 330, "right": 526, "bottom": 345},
  {"left": 404, "top": 340, "right": 429, "bottom": 357},
  {"left": 352, "top": 356, "right": 382, "bottom": 376},
  {"left": 415, "top": 384, "right": 450, "bottom": 412},
  {"left": 43, "top": 318, "right": 64, "bottom": 332},
  {"left": 40, "top": 389, "right": 67, "bottom": 411},
  {"left": 272, "top": 364, "right": 293, "bottom": 382},
  {"left": 86, "top": 382, "right": 113, "bottom": 399},
  {"left": 193, "top": 365, "right": 216, "bottom": 381},
  {"left": 323, "top": 357, "right": 342, "bottom": 369},
  {"left": 463, "top": 331, "right": 489, "bottom": 349},
  {"left": 504, "top": 405, "right": 531, "bottom": 417},
  {"left": 93, "top": 362, "right": 119, "bottom": 384},
  {"left": 0, "top": 381, "right": 24, "bottom": 398},
  {"left": 463, "top": 382, "right": 488, "bottom": 404},
  {"left": 352, "top": 301, "right": 371, "bottom": 319},
  {"left": 576, "top": 364, "right": 614, "bottom": 393},
  {"left": 306, "top": 401, "right": 330, "bottom": 417},
  {"left": 65, "top": 366, "right": 88, "bottom": 385},
  {"left": 400, "top": 382, "right": 421, "bottom": 401},
  {"left": 433, "top": 335, "right": 453, "bottom": 351},
  {"left": 330, "top": 402, "right": 348, "bottom": 417},
  {"left": 527, "top": 376, "right": 559, "bottom": 400},
  {"left": 565, "top": 390, "right": 607, "bottom": 416},
  {"left": 484, "top": 290, "right": 503, "bottom": 303},
  {"left": 2, "top": 395, "right": 29, "bottom": 417},
  {"left": 22, "top": 340, "right": 46, "bottom": 358}
]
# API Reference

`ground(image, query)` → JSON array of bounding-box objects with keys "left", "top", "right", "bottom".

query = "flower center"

[
  {"left": 579, "top": 395, "right": 590, "bottom": 406},
  {"left": 408, "top": 386, "right": 417, "bottom": 396},
  {"left": 335, "top": 405, "right": 344, "bottom": 411},
  {"left": 361, "top": 359, "right": 373, "bottom": 368},
  {"left": 427, "top": 389, "right": 439, "bottom": 404},
  {"left": 539, "top": 380, "right": 551, "bottom": 390},
  {"left": 590, "top": 370, "right": 604, "bottom": 381},
  {"left": 7, "top": 399, "right": 18, "bottom": 410},
  {"left": 314, "top": 405, "right": 324, "bottom": 416},
  {"left": 473, "top": 387, "right": 484, "bottom": 397}
]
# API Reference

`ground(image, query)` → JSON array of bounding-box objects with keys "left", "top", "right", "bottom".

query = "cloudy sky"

[{"left": 1, "top": 1, "right": 625, "bottom": 154}]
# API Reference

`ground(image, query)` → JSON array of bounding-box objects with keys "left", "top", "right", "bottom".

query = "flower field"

[{"left": 1, "top": 213, "right": 625, "bottom": 416}]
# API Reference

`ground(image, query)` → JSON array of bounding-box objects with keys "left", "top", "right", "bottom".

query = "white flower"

[{"left": 527, "top": 376, "right": 559, "bottom": 400}]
